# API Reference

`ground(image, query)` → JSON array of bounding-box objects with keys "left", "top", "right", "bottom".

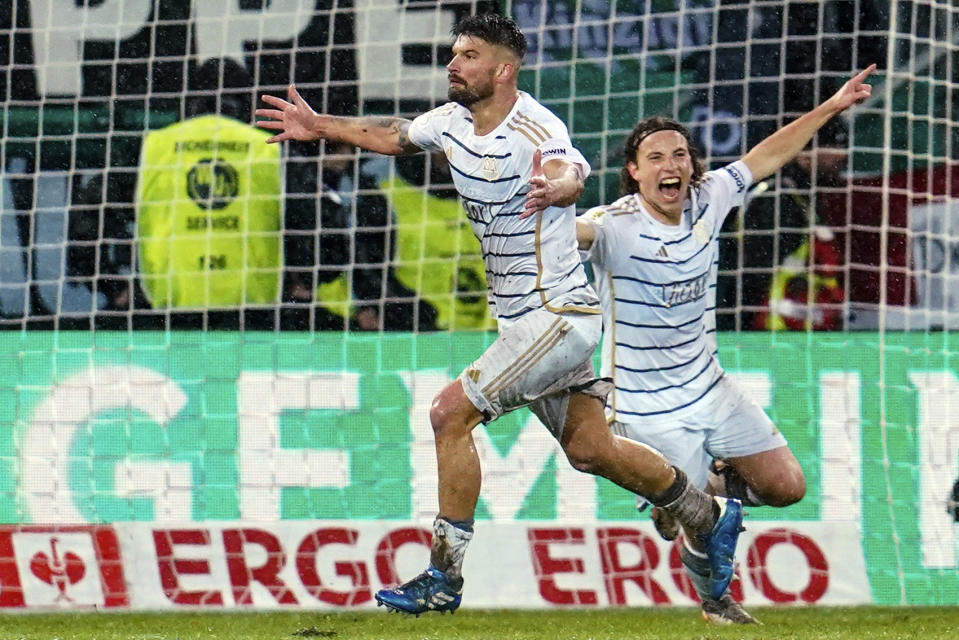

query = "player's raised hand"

[
  {"left": 828, "top": 64, "right": 876, "bottom": 113},
  {"left": 523, "top": 149, "right": 548, "bottom": 218},
  {"left": 255, "top": 84, "right": 323, "bottom": 144},
  {"left": 531, "top": 146, "right": 543, "bottom": 177}
]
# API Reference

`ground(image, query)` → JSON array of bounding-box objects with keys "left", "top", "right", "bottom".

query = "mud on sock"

[
  {"left": 650, "top": 466, "right": 719, "bottom": 538},
  {"left": 429, "top": 517, "right": 474, "bottom": 580}
]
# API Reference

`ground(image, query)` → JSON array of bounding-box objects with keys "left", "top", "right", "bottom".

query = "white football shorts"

[
  {"left": 612, "top": 374, "right": 788, "bottom": 490},
  {"left": 459, "top": 302, "right": 611, "bottom": 440}
]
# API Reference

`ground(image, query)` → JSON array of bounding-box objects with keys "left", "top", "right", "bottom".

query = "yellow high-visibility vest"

[
  {"left": 136, "top": 114, "right": 282, "bottom": 308},
  {"left": 316, "top": 175, "right": 494, "bottom": 331},
  {"left": 762, "top": 241, "right": 841, "bottom": 331}
]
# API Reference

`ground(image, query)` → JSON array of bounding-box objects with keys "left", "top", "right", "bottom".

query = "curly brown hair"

[{"left": 619, "top": 117, "right": 706, "bottom": 196}]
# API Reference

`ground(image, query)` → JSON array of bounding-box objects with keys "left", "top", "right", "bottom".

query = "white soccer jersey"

[
  {"left": 583, "top": 161, "right": 752, "bottom": 421},
  {"left": 408, "top": 92, "right": 599, "bottom": 324}
]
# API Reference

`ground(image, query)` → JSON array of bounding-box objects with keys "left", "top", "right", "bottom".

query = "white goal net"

[{"left": 0, "top": 0, "right": 957, "bottom": 610}]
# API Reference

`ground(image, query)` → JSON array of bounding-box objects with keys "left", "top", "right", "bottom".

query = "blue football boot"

[
  {"left": 699, "top": 497, "right": 744, "bottom": 601},
  {"left": 375, "top": 566, "right": 463, "bottom": 615}
]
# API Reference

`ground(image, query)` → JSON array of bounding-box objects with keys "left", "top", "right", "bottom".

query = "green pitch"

[{"left": 1, "top": 607, "right": 957, "bottom": 640}]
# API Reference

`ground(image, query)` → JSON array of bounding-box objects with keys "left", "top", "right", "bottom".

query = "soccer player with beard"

[
  {"left": 256, "top": 12, "right": 744, "bottom": 615},
  {"left": 576, "top": 65, "right": 875, "bottom": 624}
]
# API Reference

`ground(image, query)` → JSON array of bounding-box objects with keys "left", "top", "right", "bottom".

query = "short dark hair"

[
  {"left": 619, "top": 116, "right": 706, "bottom": 196},
  {"left": 452, "top": 13, "right": 527, "bottom": 61},
  {"left": 186, "top": 59, "right": 253, "bottom": 121}
]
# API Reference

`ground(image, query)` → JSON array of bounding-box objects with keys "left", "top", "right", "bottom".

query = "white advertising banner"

[
  {"left": 0, "top": 521, "right": 870, "bottom": 611},
  {"left": 909, "top": 198, "right": 959, "bottom": 328}
]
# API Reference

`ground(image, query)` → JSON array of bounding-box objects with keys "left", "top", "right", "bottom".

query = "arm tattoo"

[
  {"left": 362, "top": 117, "right": 419, "bottom": 155},
  {"left": 394, "top": 120, "right": 419, "bottom": 155}
]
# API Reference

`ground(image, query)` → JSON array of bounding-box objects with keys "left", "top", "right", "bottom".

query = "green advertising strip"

[{"left": 0, "top": 330, "right": 957, "bottom": 605}]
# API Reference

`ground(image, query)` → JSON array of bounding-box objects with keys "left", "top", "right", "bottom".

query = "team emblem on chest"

[
  {"left": 482, "top": 156, "right": 499, "bottom": 180},
  {"left": 692, "top": 217, "right": 712, "bottom": 245}
]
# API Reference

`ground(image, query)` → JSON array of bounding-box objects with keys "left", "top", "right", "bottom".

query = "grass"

[{"left": 0, "top": 607, "right": 956, "bottom": 640}]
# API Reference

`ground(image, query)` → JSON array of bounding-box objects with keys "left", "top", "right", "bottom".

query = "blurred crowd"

[{"left": 0, "top": 82, "right": 933, "bottom": 333}]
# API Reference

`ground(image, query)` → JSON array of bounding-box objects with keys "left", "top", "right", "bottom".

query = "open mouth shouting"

[{"left": 659, "top": 176, "right": 683, "bottom": 200}]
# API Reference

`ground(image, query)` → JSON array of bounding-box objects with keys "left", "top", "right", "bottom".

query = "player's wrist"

[
  {"left": 554, "top": 176, "right": 583, "bottom": 207},
  {"left": 309, "top": 113, "right": 331, "bottom": 140}
]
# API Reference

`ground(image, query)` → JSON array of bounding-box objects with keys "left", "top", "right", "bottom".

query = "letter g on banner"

[{"left": 21, "top": 366, "right": 189, "bottom": 523}]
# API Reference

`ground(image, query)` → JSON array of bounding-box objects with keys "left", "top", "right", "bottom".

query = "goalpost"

[{"left": 0, "top": 0, "right": 957, "bottom": 610}]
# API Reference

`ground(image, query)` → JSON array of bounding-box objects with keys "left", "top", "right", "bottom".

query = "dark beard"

[{"left": 448, "top": 82, "right": 493, "bottom": 108}]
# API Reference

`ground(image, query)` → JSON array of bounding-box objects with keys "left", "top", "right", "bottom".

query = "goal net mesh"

[{"left": 0, "top": 0, "right": 957, "bottom": 608}]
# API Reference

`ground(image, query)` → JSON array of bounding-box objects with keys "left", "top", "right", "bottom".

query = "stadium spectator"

[
  {"left": 300, "top": 141, "right": 439, "bottom": 331},
  {"left": 67, "top": 169, "right": 139, "bottom": 323},
  {"left": 718, "top": 118, "right": 850, "bottom": 330},
  {"left": 135, "top": 60, "right": 282, "bottom": 327},
  {"left": 576, "top": 66, "right": 875, "bottom": 623},
  {"left": 257, "top": 12, "right": 744, "bottom": 616},
  {"left": 311, "top": 149, "right": 494, "bottom": 331},
  {"left": 379, "top": 151, "right": 495, "bottom": 330},
  {"left": 69, "top": 60, "right": 284, "bottom": 330}
]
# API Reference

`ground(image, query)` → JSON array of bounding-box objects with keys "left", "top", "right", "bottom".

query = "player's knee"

[
  {"left": 429, "top": 400, "right": 456, "bottom": 437},
  {"left": 565, "top": 452, "right": 601, "bottom": 475},
  {"left": 428, "top": 394, "right": 474, "bottom": 440},
  {"left": 761, "top": 466, "right": 806, "bottom": 507},
  {"left": 779, "top": 469, "right": 807, "bottom": 506},
  {"left": 562, "top": 441, "right": 605, "bottom": 476}
]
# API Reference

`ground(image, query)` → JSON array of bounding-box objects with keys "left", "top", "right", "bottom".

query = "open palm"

[{"left": 255, "top": 85, "right": 320, "bottom": 144}]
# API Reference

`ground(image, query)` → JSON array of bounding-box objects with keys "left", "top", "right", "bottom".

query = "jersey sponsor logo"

[
  {"left": 662, "top": 271, "right": 709, "bottom": 307},
  {"left": 656, "top": 245, "right": 669, "bottom": 258},
  {"left": 723, "top": 164, "right": 747, "bottom": 192},
  {"left": 187, "top": 158, "right": 239, "bottom": 210},
  {"left": 463, "top": 201, "right": 491, "bottom": 222},
  {"left": 541, "top": 148, "right": 567, "bottom": 157}
]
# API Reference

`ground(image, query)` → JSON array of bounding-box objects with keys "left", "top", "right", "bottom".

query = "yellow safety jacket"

[
  {"left": 761, "top": 241, "right": 843, "bottom": 331},
  {"left": 316, "top": 175, "right": 494, "bottom": 331},
  {"left": 136, "top": 115, "right": 282, "bottom": 308}
]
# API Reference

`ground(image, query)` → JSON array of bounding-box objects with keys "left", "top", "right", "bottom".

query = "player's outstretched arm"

[
  {"left": 575, "top": 217, "right": 596, "bottom": 250},
  {"left": 742, "top": 64, "right": 876, "bottom": 183},
  {"left": 255, "top": 84, "right": 422, "bottom": 155}
]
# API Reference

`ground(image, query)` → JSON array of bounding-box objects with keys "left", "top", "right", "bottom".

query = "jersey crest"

[
  {"left": 481, "top": 156, "right": 499, "bottom": 181},
  {"left": 583, "top": 206, "right": 607, "bottom": 223},
  {"left": 692, "top": 217, "right": 712, "bottom": 245}
]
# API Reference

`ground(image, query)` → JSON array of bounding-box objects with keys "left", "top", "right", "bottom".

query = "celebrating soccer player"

[
  {"left": 576, "top": 65, "right": 875, "bottom": 623},
  {"left": 257, "top": 12, "right": 745, "bottom": 616}
]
